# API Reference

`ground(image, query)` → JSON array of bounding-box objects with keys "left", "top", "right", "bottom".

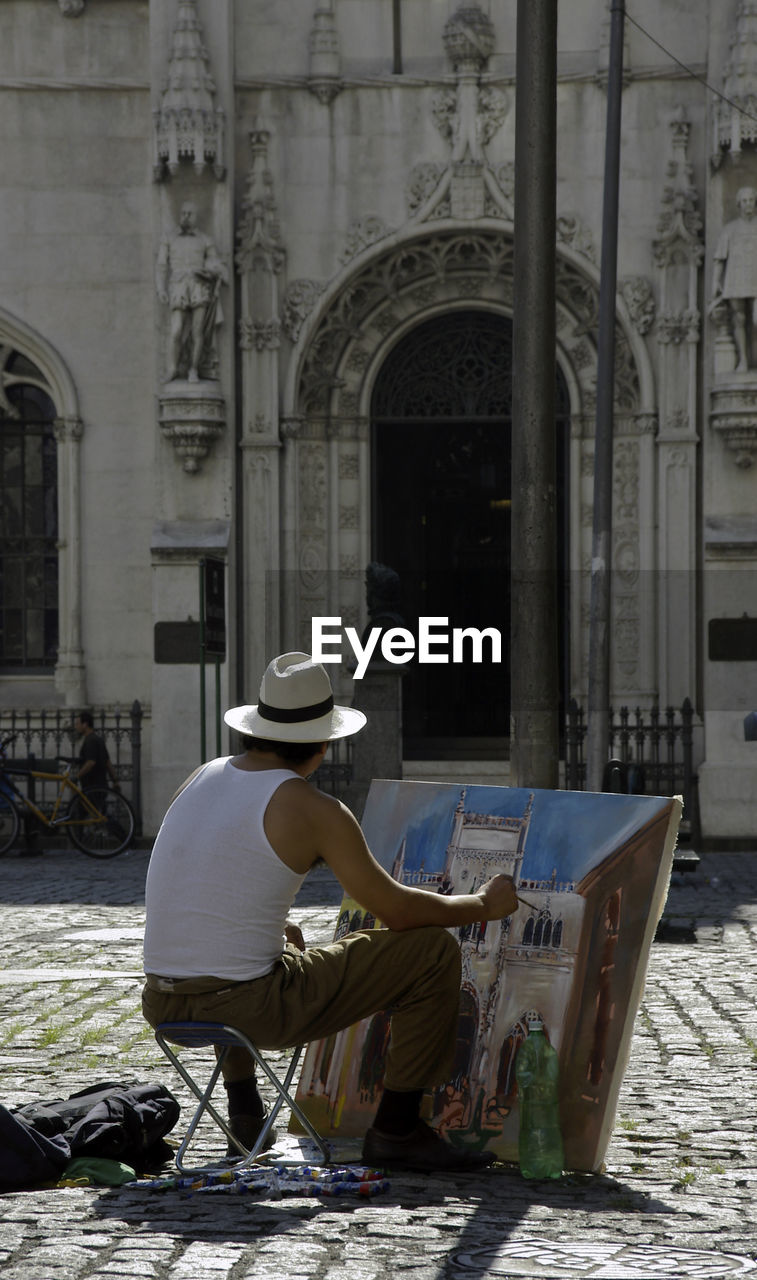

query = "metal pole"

[
  {"left": 199, "top": 559, "right": 207, "bottom": 763},
  {"left": 392, "top": 0, "right": 402, "bottom": 74},
  {"left": 586, "top": 0, "right": 625, "bottom": 792},
  {"left": 215, "top": 658, "right": 222, "bottom": 757},
  {"left": 510, "top": 0, "right": 559, "bottom": 790}
]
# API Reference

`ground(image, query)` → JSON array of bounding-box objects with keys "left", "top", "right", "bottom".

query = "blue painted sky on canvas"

[{"left": 361, "top": 782, "right": 674, "bottom": 883}]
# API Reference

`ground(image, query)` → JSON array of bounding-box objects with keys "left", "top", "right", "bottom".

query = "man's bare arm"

[{"left": 266, "top": 780, "right": 518, "bottom": 931}]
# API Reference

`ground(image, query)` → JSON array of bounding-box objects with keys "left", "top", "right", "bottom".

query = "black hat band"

[{"left": 257, "top": 694, "right": 334, "bottom": 724}]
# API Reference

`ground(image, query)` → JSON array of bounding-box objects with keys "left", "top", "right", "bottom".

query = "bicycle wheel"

[
  {"left": 66, "top": 788, "right": 135, "bottom": 858},
  {"left": 0, "top": 793, "right": 20, "bottom": 856}
]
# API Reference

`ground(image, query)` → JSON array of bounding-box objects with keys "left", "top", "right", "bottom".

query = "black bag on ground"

[
  {"left": 65, "top": 1082, "right": 180, "bottom": 1164},
  {"left": 8, "top": 1081, "right": 180, "bottom": 1181},
  {"left": 0, "top": 1103, "right": 71, "bottom": 1190}
]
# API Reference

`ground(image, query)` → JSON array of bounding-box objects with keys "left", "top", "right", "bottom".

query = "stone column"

[
  {"left": 53, "top": 415, "right": 86, "bottom": 705},
  {"left": 652, "top": 107, "right": 703, "bottom": 707},
  {"left": 236, "top": 128, "right": 287, "bottom": 688}
]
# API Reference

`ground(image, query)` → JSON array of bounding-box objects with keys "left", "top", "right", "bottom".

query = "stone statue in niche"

[
  {"left": 712, "top": 187, "right": 757, "bottom": 372},
  {"left": 156, "top": 201, "right": 228, "bottom": 382}
]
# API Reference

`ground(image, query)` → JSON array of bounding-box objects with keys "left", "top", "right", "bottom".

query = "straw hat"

[{"left": 224, "top": 652, "right": 366, "bottom": 743}]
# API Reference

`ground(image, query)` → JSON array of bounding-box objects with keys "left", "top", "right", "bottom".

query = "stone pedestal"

[
  {"left": 710, "top": 378, "right": 757, "bottom": 469},
  {"left": 158, "top": 380, "right": 226, "bottom": 474},
  {"left": 341, "top": 664, "right": 404, "bottom": 821}
]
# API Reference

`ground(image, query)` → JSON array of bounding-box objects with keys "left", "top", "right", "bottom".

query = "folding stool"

[{"left": 155, "top": 1021, "right": 330, "bottom": 1174}]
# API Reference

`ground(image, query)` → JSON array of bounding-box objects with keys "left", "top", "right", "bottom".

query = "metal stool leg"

[
  {"left": 154, "top": 1033, "right": 239, "bottom": 1173},
  {"left": 244, "top": 1039, "right": 330, "bottom": 1163},
  {"left": 155, "top": 1021, "right": 330, "bottom": 1173}
]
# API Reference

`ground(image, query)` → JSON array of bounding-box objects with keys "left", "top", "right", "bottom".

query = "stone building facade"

[{"left": 1, "top": 0, "right": 756, "bottom": 838}]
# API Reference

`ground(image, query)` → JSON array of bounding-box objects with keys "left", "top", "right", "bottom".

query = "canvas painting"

[{"left": 295, "top": 781, "right": 681, "bottom": 1172}]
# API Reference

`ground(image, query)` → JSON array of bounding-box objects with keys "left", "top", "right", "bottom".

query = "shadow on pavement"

[
  {"left": 90, "top": 1165, "right": 676, "bottom": 1251},
  {"left": 427, "top": 1169, "right": 679, "bottom": 1280}
]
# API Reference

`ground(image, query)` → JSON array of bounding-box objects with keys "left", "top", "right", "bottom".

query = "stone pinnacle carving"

[
  {"left": 442, "top": 3, "right": 496, "bottom": 74},
  {"left": 153, "top": 0, "right": 225, "bottom": 181}
]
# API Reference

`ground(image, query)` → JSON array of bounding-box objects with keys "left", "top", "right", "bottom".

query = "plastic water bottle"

[{"left": 515, "top": 1014, "right": 564, "bottom": 1180}]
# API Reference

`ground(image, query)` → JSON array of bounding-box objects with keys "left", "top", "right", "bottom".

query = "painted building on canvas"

[{"left": 294, "top": 780, "right": 680, "bottom": 1171}]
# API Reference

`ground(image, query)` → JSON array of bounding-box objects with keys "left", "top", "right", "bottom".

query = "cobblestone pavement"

[{"left": 0, "top": 846, "right": 756, "bottom": 1279}]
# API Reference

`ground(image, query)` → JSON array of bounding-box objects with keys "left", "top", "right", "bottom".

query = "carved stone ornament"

[
  {"left": 239, "top": 318, "right": 281, "bottom": 352},
  {"left": 432, "top": 84, "right": 508, "bottom": 154},
  {"left": 282, "top": 279, "right": 324, "bottom": 343},
  {"left": 556, "top": 215, "right": 597, "bottom": 264},
  {"left": 407, "top": 164, "right": 447, "bottom": 216},
  {"left": 712, "top": 418, "right": 757, "bottom": 467},
  {"left": 442, "top": 3, "right": 496, "bottom": 73},
  {"left": 340, "top": 216, "right": 393, "bottom": 265},
  {"left": 710, "top": 384, "right": 757, "bottom": 467},
  {"left": 280, "top": 417, "right": 304, "bottom": 440},
  {"left": 297, "top": 228, "right": 641, "bottom": 420},
  {"left": 153, "top": 0, "right": 225, "bottom": 181},
  {"left": 654, "top": 107, "right": 703, "bottom": 267},
  {"left": 713, "top": 0, "right": 757, "bottom": 166},
  {"left": 52, "top": 415, "right": 85, "bottom": 444},
  {"left": 477, "top": 87, "right": 508, "bottom": 147},
  {"left": 431, "top": 89, "right": 460, "bottom": 147},
  {"left": 308, "top": 1, "right": 343, "bottom": 103},
  {"left": 621, "top": 277, "right": 656, "bottom": 335},
  {"left": 656, "top": 307, "right": 699, "bottom": 345},
  {"left": 236, "top": 131, "right": 286, "bottom": 276},
  {"left": 158, "top": 383, "right": 225, "bottom": 473},
  {"left": 407, "top": 2, "right": 510, "bottom": 225}
]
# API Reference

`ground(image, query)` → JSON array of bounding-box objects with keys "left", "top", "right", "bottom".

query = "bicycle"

[{"left": 0, "top": 735, "right": 135, "bottom": 858}]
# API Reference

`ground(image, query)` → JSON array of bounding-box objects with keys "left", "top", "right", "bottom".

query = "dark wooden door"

[{"left": 372, "top": 310, "right": 568, "bottom": 757}]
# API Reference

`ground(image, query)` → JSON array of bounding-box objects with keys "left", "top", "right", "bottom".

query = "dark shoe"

[
  {"left": 362, "top": 1120, "right": 495, "bottom": 1172},
  {"left": 226, "top": 1112, "right": 276, "bottom": 1158}
]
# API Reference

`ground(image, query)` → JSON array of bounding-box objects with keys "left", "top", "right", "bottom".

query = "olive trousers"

[{"left": 143, "top": 924, "right": 461, "bottom": 1092}]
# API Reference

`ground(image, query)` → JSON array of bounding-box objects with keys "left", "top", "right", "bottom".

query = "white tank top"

[{"left": 143, "top": 759, "right": 306, "bottom": 980}]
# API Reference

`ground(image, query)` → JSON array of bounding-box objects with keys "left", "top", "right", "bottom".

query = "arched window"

[
  {"left": 0, "top": 361, "right": 58, "bottom": 669},
  {"left": 522, "top": 916, "right": 535, "bottom": 946},
  {"left": 552, "top": 919, "right": 563, "bottom": 949},
  {"left": 542, "top": 918, "right": 553, "bottom": 948}
]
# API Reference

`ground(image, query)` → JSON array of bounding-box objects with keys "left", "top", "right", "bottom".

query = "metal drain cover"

[{"left": 450, "top": 1240, "right": 756, "bottom": 1278}]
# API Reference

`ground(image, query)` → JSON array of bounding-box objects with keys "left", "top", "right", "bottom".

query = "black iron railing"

[
  {"left": 564, "top": 697, "right": 701, "bottom": 843},
  {"left": 313, "top": 736, "right": 353, "bottom": 798},
  {"left": 0, "top": 702, "right": 143, "bottom": 837}
]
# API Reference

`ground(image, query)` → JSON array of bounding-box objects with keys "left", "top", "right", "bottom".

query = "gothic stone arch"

[{"left": 284, "top": 225, "right": 655, "bottom": 704}]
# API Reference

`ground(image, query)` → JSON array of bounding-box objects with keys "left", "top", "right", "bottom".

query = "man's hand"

[
  {"left": 476, "top": 874, "right": 518, "bottom": 920},
  {"left": 284, "top": 922, "right": 306, "bottom": 952}
]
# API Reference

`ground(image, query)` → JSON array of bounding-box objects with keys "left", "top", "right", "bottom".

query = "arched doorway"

[{"left": 371, "top": 309, "right": 570, "bottom": 757}]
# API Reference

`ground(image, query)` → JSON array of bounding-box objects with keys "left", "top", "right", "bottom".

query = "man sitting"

[{"left": 142, "top": 652, "right": 517, "bottom": 1171}]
